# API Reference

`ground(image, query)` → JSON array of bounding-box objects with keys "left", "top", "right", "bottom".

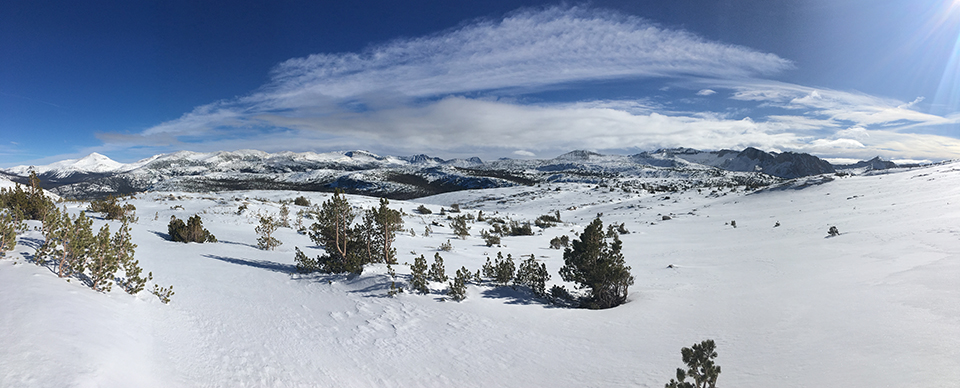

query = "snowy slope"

[
  {"left": 2, "top": 163, "right": 959, "bottom": 387},
  {"left": 6, "top": 152, "right": 130, "bottom": 177}
]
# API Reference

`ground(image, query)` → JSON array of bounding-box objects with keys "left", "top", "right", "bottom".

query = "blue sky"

[{"left": 2, "top": 0, "right": 960, "bottom": 167}]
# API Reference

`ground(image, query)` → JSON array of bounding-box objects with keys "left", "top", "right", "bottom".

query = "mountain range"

[{"left": 1, "top": 148, "right": 904, "bottom": 200}]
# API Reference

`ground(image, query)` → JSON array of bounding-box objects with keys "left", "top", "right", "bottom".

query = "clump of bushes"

[
  {"left": 167, "top": 215, "right": 218, "bottom": 243},
  {"left": 88, "top": 196, "right": 137, "bottom": 221},
  {"left": 0, "top": 172, "right": 55, "bottom": 221},
  {"left": 416, "top": 205, "right": 432, "bottom": 214},
  {"left": 293, "top": 196, "right": 311, "bottom": 207},
  {"left": 549, "top": 235, "right": 570, "bottom": 249}
]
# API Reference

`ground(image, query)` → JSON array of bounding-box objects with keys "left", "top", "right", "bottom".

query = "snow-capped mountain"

[
  {"left": 2, "top": 148, "right": 882, "bottom": 200},
  {"left": 6, "top": 152, "right": 131, "bottom": 178}
]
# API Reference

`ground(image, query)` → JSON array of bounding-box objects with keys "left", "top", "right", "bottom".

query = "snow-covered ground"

[{"left": 2, "top": 163, "right": 959, "bottom": 387}]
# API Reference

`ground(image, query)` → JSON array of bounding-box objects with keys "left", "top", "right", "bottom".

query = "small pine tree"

[
  {"left": 481, "top": 257, "right": 496, "bottom": 280},
  {"left": 828, "top": 226, "right": 840, "bottom": 236},
  {"left": 278, "top": 203, "right": 290, "bottom": 228},
  {"left": 294, "top": 247, "right": 320, "bottom": 273},
  {"left": 447, "top": 266, "right": 470, "bottom": 302},
  {"left": 88, "top": 224, "right": 119, "bottom": 292},
  {"left": 410, "top": 254, "right": 429, "bottom": 294},
  {"left": 665, "top": 339, "right": 721, "bottom": 388},
  {"left": 151, "top": 284, "right": 175, "bottom": 304},
  {"left": 515, "top": 254, "right": 550, "bottom": 297},
  {"left": 387, "top": 263, "right": 402, "bottom": 296},
  {"left": 560, "top": 217, "right": 634, "bottom": 309},
  {"left": 114, "top": 219, "right": 149, "bottom": 294},
  {"left": 256, "top": 214, "right": 282, "bottom": 250},
  {"left": 429, "top": 253, "right": 448, "bottom": 282},
  {"left": 480, "top": 229, "right": 500, "bottom": 247},
  {"left": 0, "top": 210, "right": 21, "bottom": 258},
  {"left": 452, "top": 215, "right": 470, "bottom": 239},
  {"left": 438, "top": 239, "right": 452, "bottom": 252},
  {"left": 493, "top": 252, "right": 515, "bottom": 286},
  {"left": 57, "top": 211, "right": 95, "bottom": 279},
  {"left": 416, "top": 205, "right": 432, "bottom": 215}
]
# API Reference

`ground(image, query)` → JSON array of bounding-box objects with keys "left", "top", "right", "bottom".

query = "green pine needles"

[
  {"left": 665, "top": 340, "right": 721, "bottom": 388},
  {"left": 559, "top": 216, "right": 634, "bottom": 309}
]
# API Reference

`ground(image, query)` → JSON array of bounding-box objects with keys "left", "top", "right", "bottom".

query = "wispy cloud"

[{"left": 93, "top": 5, "right": 960, "bottom": 162}]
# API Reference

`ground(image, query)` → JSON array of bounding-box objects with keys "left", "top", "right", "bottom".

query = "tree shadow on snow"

[
  {"left": 480, "top": 286, "right": 556, "bottom": 307},
  {"left": 149, "top": 230, "right": 171, "bottom": 241},
  {"left": 218, "top": 240, "right": 259, "bottom": 249},
  {"left": 201, "top": 254, "right": 296, "bottom": 274}
]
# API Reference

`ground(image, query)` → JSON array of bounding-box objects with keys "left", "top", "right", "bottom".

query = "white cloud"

[{"left": 89, "top": 6, "right": 960, "bottom": 163}]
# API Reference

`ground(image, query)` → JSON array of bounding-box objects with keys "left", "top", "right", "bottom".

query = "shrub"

[
  {"left": 665, "top": 339, "right": 721, "bottom": 388},
  {"left": 481, "top": 229, "right": 500, "bottom": 247},
  {"left": 293, "top": 196, "right": 311, "bottom": 207},
  {"left": 508, "top": 221, "right": 534, "bottom": 236},
  {"left": 416, "top": 205, "right": 432, "bottom": 214},
  {"left": 549, "top": 235, "right": 570, "bottom": 249},
  {"left": 151, "top": 284, "right": 175, "bottom": 304},
  {"left": 535, "top": 213, "right": 560, "bottom": 228},
  {"left": 438, "top": 239, "right": 453, "bottom": 252},
  {"left": 168, "top": 215, "right": 217, "bottom": 243},
  {"left": 828, "top": 226, "right": 839, "bottom": 236},
  {"left": 560, "top": 217, "right": 634, "bottom": 309}
]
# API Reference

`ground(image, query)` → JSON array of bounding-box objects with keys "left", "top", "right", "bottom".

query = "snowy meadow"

[{"left": 2, "top": 163, "right": 960, "bottom": 387}]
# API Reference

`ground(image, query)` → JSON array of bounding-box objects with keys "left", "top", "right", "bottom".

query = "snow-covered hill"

[{"left": 2, "top": 161, "right": 958, "bottom": 387}]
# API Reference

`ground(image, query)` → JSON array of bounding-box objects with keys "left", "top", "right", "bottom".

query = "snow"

[
  {"left": 6, "top": 152, "right": 129, "bottom": 176},
  {"left": 2, "top": 163, "right": 960, "bottom": 387}
]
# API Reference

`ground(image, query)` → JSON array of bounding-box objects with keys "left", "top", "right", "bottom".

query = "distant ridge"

[{"left": 1, "top": 148, "right": 890, "bottom": 200}]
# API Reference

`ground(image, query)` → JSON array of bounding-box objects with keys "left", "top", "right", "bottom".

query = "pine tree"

[
  {"left": 278, "top": 203, "right": 290, "bottom": 228},
  {"left": 114, "top": 218, "right": 149, "bottom": 294},
  {"left": 307, "top": 189, "right": 362, "bottom": 274},
  {"left": 294, "top": 247, "right": 319, "bottom": 273},
  {"left": 515, "top": 254, "right": 550, "bottom": 297},
  {"left": 36, "top": 206, "right": 67, "bottom": 266},
  {"left": 452, "top": 215, "right": 470, "bottom": 239},
  {"left": 410, "top": 254, "right": 429, "bottom": 294},
  {"left": 665, "top": 340, "right": 721, "bottom": 388},
  {"left": 57, "top": 211, "right": 94, "bottom": 279},
  {"left": 447, "top": 266, "right": 469, "bottom": 302},
  {"left": 493, "top": 252, "right": 515, "bottom": 286},
  {"left": 429, "top": 252, "right": 448, "bottom": 282},
  {"left": 0, "top": 209, "right": 21, "bottom": 258},
  {"left": 88, "top": 224, "right": 118, "bottom": 292},
  {"left": 256, "top": 214, "right": 281, "bottom": 250},
  {"left": 559, "top": 217, "right": 634, "bottom": 309},
  {"left": 371, "top": 198, "right": 403, "bottom": 264}
]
